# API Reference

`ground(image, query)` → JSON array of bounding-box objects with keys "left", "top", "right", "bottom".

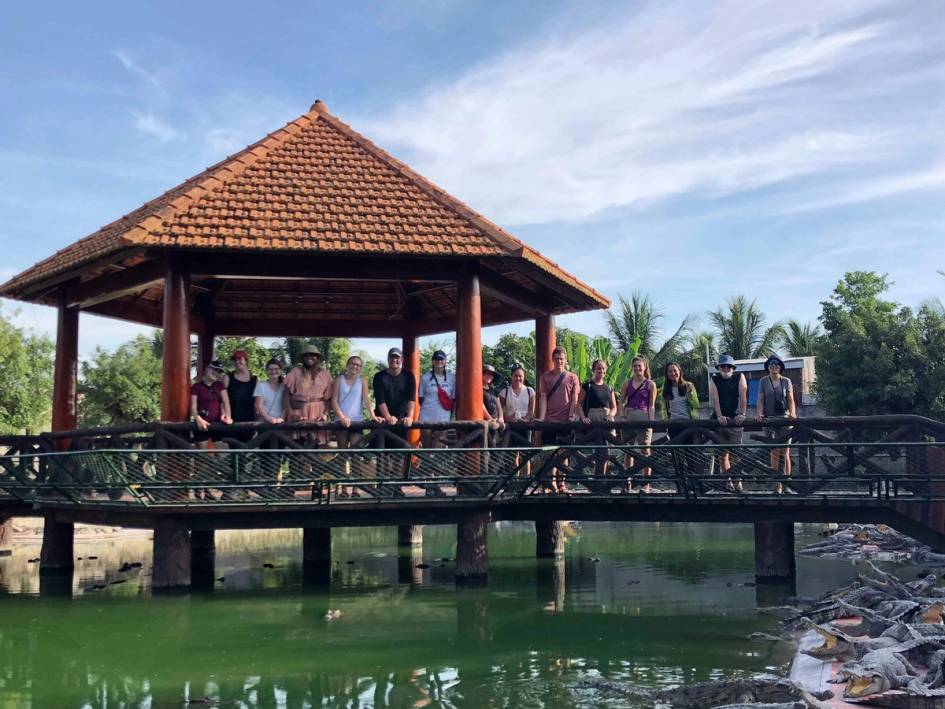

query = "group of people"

[{"left": 188, "top": 343, "right": 798, "bottom": 479}]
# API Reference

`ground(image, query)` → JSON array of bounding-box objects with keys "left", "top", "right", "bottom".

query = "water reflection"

[{"left": 0, "top": 522, "right": 886, "bottom": 707}]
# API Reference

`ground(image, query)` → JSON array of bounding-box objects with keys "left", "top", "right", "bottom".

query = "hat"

[
  {"left": 231, "top": 349, "right": 248, "bottom": 361},
  {"left": 432, "top": 349, "right": 447, "bottom": 361},
  {"left": 388, "top": 347, "right": 403, "bottom": 358},
  {"left": 715, "top": 355, "right": 737, "bottom": 370},
  {"left": 208, "top": 359, "right": 225, "bottom": 372},
  {"left": 299, "top": 345, "right": 321, "bottom": 357},
  {"left": 764, "top": 355, "right": 786, "bottom": 371},
  {"left": 482, "top": 364, "right": 498, "bottom": 376}
]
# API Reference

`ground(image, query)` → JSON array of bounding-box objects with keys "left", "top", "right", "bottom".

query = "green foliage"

[
  {"left": 815, "top": 271, "right": 945, "bottom": 417},
  {"left": 279, "top": 337, "right": 352, "bottom": 376},
  {"left": 0, "top": 308, "right": 54, "bottom": 434},
  {"left": 559, "top": 329, "right": 639, "bottom": 391},
  {"left": 420, "top": 338, "right": 456, "bottom": 369},
  {"left": 673, "top": 329, "right": 717, "bottom": 398},
  {"left": 782, "top": 319, "right": 823, "bottom": 357},
  {"left": 605, "top": 290, "right": 695, "bottom": 369},
  {"left": 708, "top": 295, "right": 784, "bottom": 359},
  {"left": 482, "top": 332, "right": 536, "bottom": 385},
  {"left": 79, "top": 334, "right": 162, "bottom": 426},
  {"left": 214, "top": 337, "right": 279, "bottom": 375}
]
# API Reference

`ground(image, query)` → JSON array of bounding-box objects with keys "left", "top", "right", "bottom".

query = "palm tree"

[
  {"left": 675, "top": 329, "right": 717, "bottom": 397},
  {"left": 605, "top": 291, "right": 696, "bottom": 370},
  {"left": 708, "top": 296, "right": 784, "bottom": 360},
  {"left": 782, "top": 320, "right": 823, "bottom": 357}
]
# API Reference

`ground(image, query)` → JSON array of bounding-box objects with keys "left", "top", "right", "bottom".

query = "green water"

[{"left": 0, "top": 522, "right": 867, "bottom": 707}]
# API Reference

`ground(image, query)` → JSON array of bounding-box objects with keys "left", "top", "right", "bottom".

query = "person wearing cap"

[
  {"left": 372, "top": 347, "right": 417, "bottom": 444},
  {"left": 190, "top": 360, "right": 233, "bottom": 448},
  {"left": 282, "top": 344, "right": 333, "bottom": 434},
  {"left": 756, "top": 354, "right": 796, "bottom": 481},
  {"left": 418, "top": 349, "right": 456, "bottom": 449},
  {"left": 709, "top": 354, "right": 748, "bottom": 481},
  {"left": 223, "top": 349, "right": 258, "bottom": 441}
]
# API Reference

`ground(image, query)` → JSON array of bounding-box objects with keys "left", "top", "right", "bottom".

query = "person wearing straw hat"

[
  {"left": 756, "top": 354, "right": 796, "bottom": 482},
  {"left": 283, "top": 344, "right": 333, "bottom": 428}
]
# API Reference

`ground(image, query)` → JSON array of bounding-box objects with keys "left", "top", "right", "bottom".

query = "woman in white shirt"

[
  {"left": 418, "top": 350, "right": 456, "bottom": 448},
  {"left": 254, "top": 359, "right": 286, "bottom": 424},
  {"left": 331, "top": 355, "right": 375, "bottom": 448},
  {"left": 500, "top": 364, "right": 536, "bottom": 423}
]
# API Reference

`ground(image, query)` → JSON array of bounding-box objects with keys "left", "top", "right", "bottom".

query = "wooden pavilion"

[{"left": 0, "top": 100, "right": 608, "bottom": 583}]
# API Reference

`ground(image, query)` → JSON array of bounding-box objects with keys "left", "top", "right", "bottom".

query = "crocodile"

[
  {"left": 646, "top": 676, "right": 833, "bottom": 708},
  {"left": 831, "top": 638, "right": 945, "bottom": 699},
  {"left": 802, "top": 619, "right": 900, "bottom": 661}
]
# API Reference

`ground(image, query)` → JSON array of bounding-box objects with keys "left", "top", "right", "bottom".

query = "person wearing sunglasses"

[{"left": 709, "top": 355, "right": 747, "bottom": 484}]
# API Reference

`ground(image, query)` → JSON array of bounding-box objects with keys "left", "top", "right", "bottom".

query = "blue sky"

[{"left": 2, "top": 0, "right": 943, "bottom": 360}]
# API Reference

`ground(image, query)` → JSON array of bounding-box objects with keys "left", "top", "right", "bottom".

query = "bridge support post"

[
  {"left": 190, "top": 529, "right": 215, "bottom": 589},
  {"left": 536, "top": 557, "right": 566, "bottom": 612},
  {"left": 0, "top": 517, "right": 12, "bottom": 556},
  {"left": 303, "top": 528, "right": 331, "bottom": 569},
  {"left": 754, "top": 521, "right": 795, "bottom": 582},
  {"left": 398, "top": 544, "right": 425, "bottom": 585},
  {"left": 535, "top": 519, "right": 564, "bottom": 558},
  {"left": 39, "top": 516, "right": 74, "bottom": 575},
  {"left": 397, "top": 525, "right": 423, "bottom": 548},
  {"left": 153, "top": 518, "right": 191, "bottom": 590},
  {"left": 456, "top": 512, "right": 489, "bottom": 584}
]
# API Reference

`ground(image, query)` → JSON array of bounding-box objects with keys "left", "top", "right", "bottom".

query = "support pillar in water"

[
  {"left": 303, "top": 528, "right": 331, "bottom": 568},
  {"left": 535, "top": 519, "right": 564, "bottom": 558},
  {"left": 39, "top": 517, "right": 74, "bottom": 575},
  {"left": 398, "top": 545, "right": 425, "bottom": 586},
  {"left": 456, "top": 512, "right": 488, "bottom": 584},
  {"left": 190, "top": 529, "right": 216, "bottom": 589},
  {"left": 153, "top": 518, "right": 191, "bottom": 589},
  {"left": 0, "top": 517, "right": 13, "bottom": 556},
  {"left": 754, "top": 521, "right": 795, "bottom": 582},
  {"left": 397, "top": 524, "right": 423, "bottom": 548}
]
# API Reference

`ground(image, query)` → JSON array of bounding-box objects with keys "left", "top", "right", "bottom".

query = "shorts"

[
  {"left": 623, "top": 409, "right": 652, "bottom": 446},
  {"left": 715, "top": 427, "right": 743, "bottom": 444},
  {"left": 543, "top": 429, "right": 571, "bottom": 447},
  {"left": 764, "top": 418, "right": 792, "bottom": 444}
]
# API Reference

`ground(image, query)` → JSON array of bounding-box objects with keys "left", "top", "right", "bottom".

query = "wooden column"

[
  {"left": 534, "top": 314, "right": 556, "bottom": 387},
  {"left": 42, "top": 291, "right": 79, "bottom": 575},
  {"left": 190, "top": 529, "right": 216, "bottom": 589},
  {"left": 455, "top": 270, "right": 488, "bottom": 582},
  {"left": 152, "top": 518, "right": 191, "bottom": 589},
  {"left": 397, "top": 524, "right": 423, "bottom": 548},
  {"left": 160, "top": 261, "right": 192, "bottom": 422},
  {"left": 535, "top": 519, "right": 564, "bottom": 558},
  {"left": 303, "top": 528, "right": 331, "bottom": 569},
  {"left": 754, "top": 521, "right": 796, "bottom": 582},
  {"left": 197, "top": 326, "right": 215, "bottom": 374},
  {"left": 399, "top": 331, "right": 423, "bottom": 546}
]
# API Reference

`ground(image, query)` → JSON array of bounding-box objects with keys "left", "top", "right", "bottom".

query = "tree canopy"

[
  {"left": 708, "top": 295, "right": 784, "bottom": 360},
  {"left": 79, "top": 334, "right": 162, "bottom": 426},
  {"left": 0, "top": 308, "right": 54, "bottom": 434}
]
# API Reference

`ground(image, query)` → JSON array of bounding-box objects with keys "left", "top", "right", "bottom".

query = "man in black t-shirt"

[{"left": 372, "top": 347, "right": 416, "bottom": 447}]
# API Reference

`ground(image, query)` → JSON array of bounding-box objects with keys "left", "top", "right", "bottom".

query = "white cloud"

[
  {"left": 132, "top": 111, "right": 183, "bottom": 143},
  {"left": 112, "top": 49, "right": 165, "bottom": 92},
  {"left": 362, "top": 0, "right": 944, "bottom": 225}
]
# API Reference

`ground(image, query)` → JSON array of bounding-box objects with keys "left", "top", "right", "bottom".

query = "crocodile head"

[
  {"left": 804, "top": 623, "right": 853, "bottom": 659},
  {"left": 921, "top": 602, "right": 945, "bottom": 624},
  {"left": 842, "top": 668, "right": 894, "bottom": 698}
]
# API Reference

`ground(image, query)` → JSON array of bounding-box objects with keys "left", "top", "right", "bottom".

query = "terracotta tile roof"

[{"left": 1, "top": 101, "right": 608, "bottom": 309}]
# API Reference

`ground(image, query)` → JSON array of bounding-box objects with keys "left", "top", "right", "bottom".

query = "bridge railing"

[{"left": 1, "top": 416, "right": 944, "bottom": 508}]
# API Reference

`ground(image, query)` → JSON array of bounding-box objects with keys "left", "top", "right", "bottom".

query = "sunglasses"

[{"left": 718, "top": 365, "right": 734, "bottom": 370}]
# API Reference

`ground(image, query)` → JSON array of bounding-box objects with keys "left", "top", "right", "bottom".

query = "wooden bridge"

[{"left": 3, "top": 415, "right": 945, "bottom": 590}]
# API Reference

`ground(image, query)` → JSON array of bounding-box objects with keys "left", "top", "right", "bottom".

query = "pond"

[{"left": 0, "top": 522, "right": 888, "bottom": 707}]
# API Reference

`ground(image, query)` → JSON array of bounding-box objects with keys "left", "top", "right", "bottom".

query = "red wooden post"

[
  {"left": 42, "top": 289, "right": 79, "bottom": 575},
  {"left": 51, "top": 289, "right": 79, "bottom": 435},
  {"left": 160, "top": 261, "right": 192, "bottom": 422},
  {"left": 399, "top": 331, "right": 423, "bottom": 548},
  {"left": 456, "top": 272, "right": 484, "bottom": 421},
  {"left": 455, "top": 270, "right": 487, "bottom": 582},
  {"left": 534, "top": 314, "right": 556, "bottom": 389},
  {"left": 197, "top": 324, "right": 214, "bottom": 374}
]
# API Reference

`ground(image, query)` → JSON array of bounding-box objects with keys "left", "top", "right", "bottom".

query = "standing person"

[
  {"left": 579, "top": 359, "right": 617, "bottom": 478},
  {"left": 500, "top": 363, "right": 536, "bottom": 437},
  {"left": 537, "top": 347, "right": 581, "bottom": 493},
  {"left": 190, "top": 360, "right": 233, "bottom": 448},
  {"left": 224, "top": 350, "right": 258, "bottom": 441},
  {"left": 756, "top": 354, "right": 797, "bottom": 487},
  {"left": 254, "top": 358, "right": 286, "bottom": 424},
  {"left": 331, "top": 355, "right": 377, "bottom": 497},
  {"left": 618, "top": 356, "right": 657, "bottom": 490},
  {"left": 282, "top": 345, "right": 333, "bottom": 444},
  {"left": 481, "top": 364, "right": 505, "bottom": 427},
  {"left": 372, "top": 347, "right": 417, "bottom": 446},
  {"left": 709, "top": 355, "right": 748, "bottom": 488},
  {"left": 660, "top": 363, "right": 699, "bottom": 422},
  {"left": 417, "top": 349, "right": 456, "bottom": 449}
]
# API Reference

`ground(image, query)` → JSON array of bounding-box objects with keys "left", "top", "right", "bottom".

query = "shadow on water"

[{"left": 0, "top": 522, "right": 904, "bottom": 707}]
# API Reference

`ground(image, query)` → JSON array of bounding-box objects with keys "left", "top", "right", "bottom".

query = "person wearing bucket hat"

[
  {"left": 418, "top": 349, "right": 456, "bottom": 448},
  {"left": 709, "top": 354, "right": 748, "bottom": 484},
  {"left": 757, "top": 353, "right": 796, "bottom": 481},
  {"left": 282, "top": 343, "right": 333, "bottom": 432},
  {"left": 481, "top": 364, "right": 504, "bottom": 427},
  {"left": 190, "top": 360, "right": 233, "bottom": 447}
]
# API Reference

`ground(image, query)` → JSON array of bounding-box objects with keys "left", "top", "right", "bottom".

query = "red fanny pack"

[{"left": 433, "top": 373, "right": 454, "bottom": 411}]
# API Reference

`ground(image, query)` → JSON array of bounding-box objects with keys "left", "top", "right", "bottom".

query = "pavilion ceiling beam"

[
  {"left": 188, "top": 253, "right": 454, "bottom": 283},
  {"left": 67, "top": 260, "right": 167, "bottom": 309},
  {"left": 477, "top": 268, "right": 550, "bottom": 317},
  {"left": 214, "top": 316, "right": 455, "bottom": 338}
]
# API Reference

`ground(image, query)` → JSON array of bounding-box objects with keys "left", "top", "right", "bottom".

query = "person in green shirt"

[{"left": 658, "top": 362, "right": 700, "bottom": 422}]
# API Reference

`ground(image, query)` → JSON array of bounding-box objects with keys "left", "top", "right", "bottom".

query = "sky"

[{"left": 1, "top": 0, "right": 943, "bottom": 361}]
